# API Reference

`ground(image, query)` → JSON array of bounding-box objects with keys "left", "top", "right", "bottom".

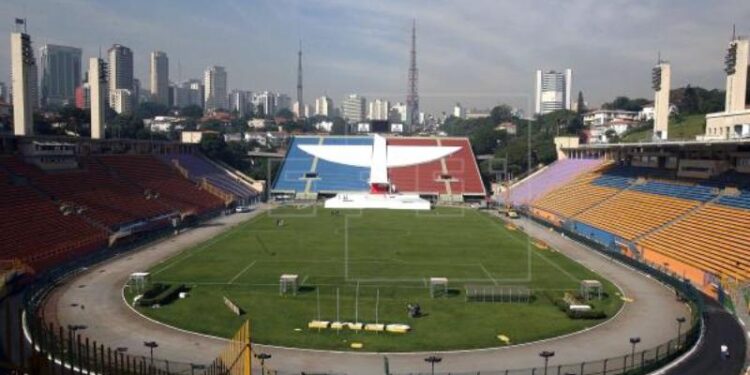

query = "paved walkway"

[{"left": 45, "top": 208, "right": 691, "bottom": 374}]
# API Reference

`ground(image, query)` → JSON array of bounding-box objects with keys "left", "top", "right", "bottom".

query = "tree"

[
  {"left": 490, "top": 105, "right": 512, "bottom": 124},
  {"left": 602, "top": 96, "right": 649, "bottom": 112},
  {"left": 605, "top": 129, "right": 620, "bottom": 143},
  {"left": 180, "top": 105, "right": 203, "bottom": 119},
  {"left": 679, "top": 85, "right": 701, "bottom": 115},
  {"left": 136, "top": 101, "right": 169, "bottom": 119},
  {"left": 276, "top": 108, "right": 294, "bottom": 121},
  {"left": 331, "top": 117, "right": 347, "bottom": 135}
]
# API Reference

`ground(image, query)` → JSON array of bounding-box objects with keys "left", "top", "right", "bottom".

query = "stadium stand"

[
  {"left": 312, "top": 137, "right": 371, "bottom": 193},
  {"left": 531, "top": 167, "right": 622, "bottom": 218},
  {"left": 160, "top": 153, "right": 258, "bottom": 203},
  {"left": 272, "top": 136, "right": 324, "bottom": 194},
  {"left": 272, "top": 136, "right": 485, "bottom": 199},
  {"left": 525, "top": 153, "right": 750, "bottom": 296},
  {"left": 0, "top": 163, "right": 107, "bottom": 271},
  {"left": 573, "top": 191, "right": 699, "bottom": 241},
  {"left": 638, "top": 203, "right": 750, "bottom": 282},
  {"left": 504, "top": 158, "right": 602, "bottom": 206},
  {"left": 1, "top": 156, "right": 176, "bottom": 230},
  {"left": 98, "top": 155, "right": 224, "bottom": 216}
]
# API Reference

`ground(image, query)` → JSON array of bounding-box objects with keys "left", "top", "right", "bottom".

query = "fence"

[{"left": 0, "top": 209, "right": 704, "bottom": 375}]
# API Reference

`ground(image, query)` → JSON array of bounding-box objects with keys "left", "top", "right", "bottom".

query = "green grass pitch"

[{"left": 131, "top": 206, "right": 622, "bottom": 352}]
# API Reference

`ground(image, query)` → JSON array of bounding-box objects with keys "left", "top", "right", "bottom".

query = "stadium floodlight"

[
  {"left": 190, "top": 364, "right": 205, "bottom": 375},
  {"left": 676, "top": 317, "right": 686, "bottom": 348},
  {"left": 254, "top": 352, "right": 272, "bottom": 374},
  {"left": 629, "top": 337, "right": 641, "bottom": 369},
  {"left": 424, "top": 355, "right": 442, "bottom": 375},
  {"left": 539, "top": 350, "right": 555, "bottom": 375},
  {"left": 725, "top": 43, "right": 737, "bottom": 75},
  {"left": 143, "top": 341, "right": 158, "bottom": 366}
]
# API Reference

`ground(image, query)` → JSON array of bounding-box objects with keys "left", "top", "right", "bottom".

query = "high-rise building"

[
  {"left": 315, "top": 96, "right": 334, "bottom": 117},
  {"left": 230, "top": 90, "right": 253, "bottom": 117},
  {"left": 0, "top": 82, "right": 7, "bottom": 103},
  {"left": 453, "top": 103, "right": 466, "bottom": 119},
  {"left": 342, "top": 94, "right": 366, "bottom": 123},
  {"left": 150, "top": 51, "right": 169, "bottom": 105},
  {"left": 293, "top": 102, "right": 310, "bottom": 118},
  {"left": 534, "top": 69, "right": 573, "bottom": 115},
  {"left": 110, "top": 89, "right": 133, "bottom": 115},
  {"left": 275, "top": 93, "right": 292, "bottom": 112},
  {"left": 390, "top": 102, "right": 407, "bottom": 123},
  {"left": 204, "top": 66, "right": 228, "bottom": 112},
  {"left": 39, "top": 44, "right": 82, "bottom": 107},
  {"left": 367, "top": 99, "right": 390, "bottom": 121},
  {"left": 108, "top": 44, "right": 134, "bottom": 93},
  {"left": 11, "top": 27, "right": 38, "bottom": 136},
  {"left": 75, "top": 82, "right": 90, "bottom": 109},
  {"left": 252, "top": 91, "right": 275, "bottom": 117},
  {"left": 89, "top": 57, "right": 107, "bottom": 139}
]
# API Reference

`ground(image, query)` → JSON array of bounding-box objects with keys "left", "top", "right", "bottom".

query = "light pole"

[
  {"left": 143, "top": 341, "right": 158, "bottom": 370},
  {"left": 629, "top": 337, "right": 641, "bottom": 369},
  {"left": 424, "top": 355, "right": 442, "bottom": 375},
  {"left": 539, "top": 350, "right": 555, "bottom": 375},
  {"left": 676, "top": 317, "right": 686, "bottom": 348},
  {"left": 254, "top": 352, "right": 271, "bottom": 374}
]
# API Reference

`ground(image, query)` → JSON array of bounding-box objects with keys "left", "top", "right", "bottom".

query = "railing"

[{"left": 1, "top": 208, "right": 704, "bottom": 375}]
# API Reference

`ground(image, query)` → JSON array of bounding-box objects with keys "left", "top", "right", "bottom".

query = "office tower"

[
  {"left": 652, "top": 59, "right": 671, "bottom": 140},
  {"left": 11, "top": 24, "right": 38, "bottom": 136},
  {"left": 534, "top": 69, "right": 573, "bottom": 115},
  {"left": 368, "top": 99, "right": 391, "bottom": 120},
  {"left": 40, "top": 44, "right": 82, "bottom": 107},
  {"left": 150, "top": 51, "right": 169, "bottom": 105},
  {"left": 293, "top": 102, "right": 310, "bottom": 118},
  {"left": 390, "top": 102, "right": 407, "bottom": 123},
  {"left": 453, "top": 103, "right": 466, "bottom": 119},
  {"left": 89, "top": 57, "right": 107, "bottom": 139},
  {"left": 342, "top": 94, "right": 366, "bottom": 123},
  {"left": 75, "top": 82, "right": 90, "bottom": 109},
  {"left": 204, "top": 66, "right": 228, "bottom": 112},
  {"left": 275, "top": 93, "right": 292, "bottom": 112},
  {"left": 252, "top": 91, "right": 275, "bottom": 117},
  {"left": 110, "top": 89, "right": 132, "bottom": 115},
  {"left": 406, "top": 19, "right": 419, "bottom": 130},
  {"left": 108, "top": 44, "right": 134, "bottom": 93},
  {"left": 230, "top": 90, "right": 253, "bottom": 117},
  {"left": 315, "top": 96, "right": 334, "bottom": 117}
]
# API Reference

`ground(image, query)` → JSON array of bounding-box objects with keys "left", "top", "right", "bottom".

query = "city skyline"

[{"left": 0, "top": 0, "right": 748, "bottom": 114}]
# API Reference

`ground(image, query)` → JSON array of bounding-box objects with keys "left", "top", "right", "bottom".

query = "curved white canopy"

[{"left": 297, "top": 144, "right": 461, "bottom": 168}]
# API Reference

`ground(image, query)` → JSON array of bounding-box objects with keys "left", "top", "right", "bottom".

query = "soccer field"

[{"left": 132, "top": 206, "right": 622, "bottom": 351}]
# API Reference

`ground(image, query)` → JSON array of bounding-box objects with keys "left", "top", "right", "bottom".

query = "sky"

[{"left": 0, "top": 0, "right": 748, "bottom": 115}]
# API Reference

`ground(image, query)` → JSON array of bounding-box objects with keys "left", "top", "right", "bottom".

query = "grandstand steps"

[
  {"left": 92, "top": 156, "right": 181, "bottom": 214},
  {"left": 631, "top": 193, "right": 723, "bottom": 243},
  {"left": 198, "top": 154, "right": 264, "bottom": 193}
]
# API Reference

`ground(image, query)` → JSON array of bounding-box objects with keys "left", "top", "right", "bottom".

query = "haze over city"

[{"left": 1, "top": 0, "right": 749, "bottom": 114}]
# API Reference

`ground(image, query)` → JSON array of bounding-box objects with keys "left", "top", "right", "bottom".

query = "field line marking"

[
  {"left": 228, "top": 260, "right": 257, "bottom": 284},
  {"left": 533, "top": 250, "right": 581, "bottom": 283},
  {"left": 151, "top": 212, "right": 267, "bottom": 275},
  {"left": 300, "top": 275, "right": 309, "bottom": 285},
  {"left": 479, "top": 263, "right": 499, "bottom": 286}
]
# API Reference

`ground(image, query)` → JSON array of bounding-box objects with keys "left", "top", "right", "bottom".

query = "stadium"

[{"left": 1, "top": 12, "right": 750, "bottom": 375}]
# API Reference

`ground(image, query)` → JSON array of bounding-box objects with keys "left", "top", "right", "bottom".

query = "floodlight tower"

[{"left": 652, "top": 53, "right": 671, "bottom": 141}]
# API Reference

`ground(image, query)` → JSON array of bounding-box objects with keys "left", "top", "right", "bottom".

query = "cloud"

[{"left": 0, "top": 0, "right": 747, "bottom": 113}]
